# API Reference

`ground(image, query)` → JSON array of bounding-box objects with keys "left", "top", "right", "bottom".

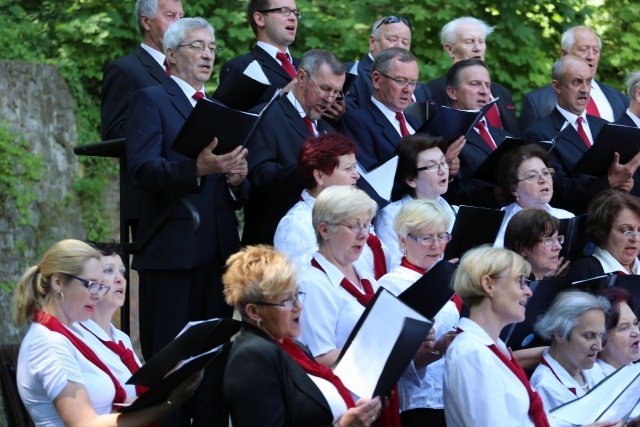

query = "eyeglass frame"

[
  {"left": 374, "top": 15, "right": 413, "bottom": 32},
  {"left": 258, "top": 7, "right": 302, "bottom": 19},
  {"left": 491, "top": 274, "right": 531, "bottom": 290},
  {"left": 178, "top": 41, "right": 222, "bottom": 55},
  {"left": 407, "top": 232, "right": 452, "bottom": 246},
  {"left": 64, "top": 273, "right": 110, "bottom": 296},
  {"left": 539, "top": 235, "right": 565, "bottom": 246},
  {"left": 416, "top": 160, "right": 452, "bottom": 174},
  {"left": 303, "top": 70, "right": 344, "bottom": 103},
  {"left": 255, "top": 291, "right": 306, "bottom": 309},
  {"left": 512, "top": 168, "right": 555, "bottom": 185},
  {"left": 330, "top": 223, "right": 374, "bottom": 234},
  {"left": 378, "top": 71, "right": 420, "bottom": 88},
  {"left": 612, "top": 227, "right": 640, "bottom": 240}
]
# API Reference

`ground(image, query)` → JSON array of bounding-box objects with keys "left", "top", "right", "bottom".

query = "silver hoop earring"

[{"left": 257, "top": 319, "right": 262, "bottom": 328}]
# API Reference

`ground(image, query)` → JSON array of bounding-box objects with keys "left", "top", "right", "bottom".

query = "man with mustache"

[
  {"left": 520, "top": 26, "right": 629, "bottom": 132},
  {"left": 523, "top": 55, "right": 640, "bottom": 214},
  {"left": 243, "top": 49, "right": 345, "bottom": 246}
]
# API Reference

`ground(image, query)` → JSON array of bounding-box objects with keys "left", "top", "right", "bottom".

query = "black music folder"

[
  {"left": 404, "top": 101, "right": 438, "bottom": 123},
  {"left": 171, "top": 89, "right": 280, "bottom": 158},
  {"left": 608, "top": 274, "right": 640, "bottom": 314},
  {"left": 572, "top": 123, "right": 640, "bottom": 176},
  {"left": 397, "top": 260, "right": 457, "bottom": 320},
  {"left": 415, "top": 98, "right": 498, "bottom": 143},
  {"left": 333, "top": 288, "right": 433, "bottom": 398},
  {"left": 211, "top": 60, "right": 271, "bottom": 111},
  {"left": 342, "top": 71, "right": 358, "bottom": 95},
  {"left": 443, "top": 205, "right": 505, "bottom": 260},
  {"left": 557, "top": 214, "right": 590, "bottom": 261}
]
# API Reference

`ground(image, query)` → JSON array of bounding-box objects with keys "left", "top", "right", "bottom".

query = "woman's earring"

[{"left": 57, "top": 292, "right": 64, "bottom": 304}]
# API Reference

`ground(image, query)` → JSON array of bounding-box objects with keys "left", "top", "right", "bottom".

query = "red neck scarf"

[
  {"left": 311, "top": 258, "right": 374, "bottom": 306},
  {"left": 366, "top": 234, "right": 387, "bottom": 280},
  {"left": 80, "top": 324, "right": 149, "bottom": 396},
  {"left": 278, "top": 339, "right": 355, "bottom": 408},
  {"left": 33, "top": 310, "right": 127, "bottom": 408},
  {"left": 401, "top": 258, "right": 464, "bottom": 313}
]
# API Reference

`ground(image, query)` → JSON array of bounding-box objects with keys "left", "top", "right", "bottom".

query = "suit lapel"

[
  {"left": 551, "top": 109, "right": 587, "bottom": 154},
  {"left": 280, "top": 95, "right": 314, "bottom": 139},
  {"left": 251, "top": 46, "right": 295, "bottom": 82},
  {"left": 368, "top": 101, "right": 402, "bottom": 152},
  {"left": 163, "top": 78, "right": 194, "bottom": 121},
  {"left": 465, "top": 130, "right": 494, "bottom": 156},
  {"left": 135, "top": 46, "right": 169, "bottom": 85}
]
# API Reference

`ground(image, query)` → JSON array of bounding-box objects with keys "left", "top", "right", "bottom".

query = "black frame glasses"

[
  {"left": 178, "top": 41, "right": 222, "bottom": 55},
  {"left": 258, "top": 7, "right": 302, "bottom": 19},
  {"left": 407, "top": 233, "right": 452, "bottom": 246},
  {"left": 374, "top": 15, "right": 413, "bottom": 32},
  {"left": 256, "top": 291, "right": 305, "bottom": 309},
  {"left": 64, "top": 273, "right": 110, "bottom": 297},
  {"left": 513, "top": 168, "right": 555, "bottom": 185},
  {"left": 306, "top": 73, "right": 344, "bottom": 103},
  {"left": 492, "top": 274, "right": 531, "bottom": 290},
  {"left": 416, "top": 160, "right": 452, "bottom": 174},
  {"left": 378, "top": 72, "right": 420, "bottom": 88}
]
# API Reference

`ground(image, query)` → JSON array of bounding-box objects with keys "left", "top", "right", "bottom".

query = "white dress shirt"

[{"left": 494, "top": 202, "right": 574, "bottom": 248}]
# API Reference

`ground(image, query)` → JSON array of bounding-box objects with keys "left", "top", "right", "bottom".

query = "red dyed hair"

[{"left": 297, "top": 133, "right": 358, "bottom": 189}]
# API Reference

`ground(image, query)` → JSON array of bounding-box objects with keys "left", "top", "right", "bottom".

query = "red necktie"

[
  {"left": 484, "top": 102, "right": 503, "bottom": 128},
  {"left": 275, "top": 52, "right": 297, "bottom": 79},
  {"left": 586, "top": 96, "right": 601, "bottom": 117},
  {"left": 303, "top": 116, "right": 315, "bottom": 136},
  {"left": 163, "top": 58, "right": 171, "bottom": 76},
  {"left": 192, "top": 91, "right": 204, "bottom": 102},
  {"left": 366, "top": 234, "right": 387, "bottom": 280},
  {"left": 475, "top": 120, "right": 497, "bottom": 151},
  {"left": 395, "top": 112, "right": 410, "bottom": 137},
  {"left": 576, "top": 116, "right": 591, "bottom": 148}
]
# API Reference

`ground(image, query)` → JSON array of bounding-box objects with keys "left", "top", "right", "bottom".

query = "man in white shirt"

[{"left": 617, "top": 70, "right": 640, "bottom": 127}]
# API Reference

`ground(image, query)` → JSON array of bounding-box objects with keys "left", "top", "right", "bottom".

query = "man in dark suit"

[
  {"left": 426, "top": 16, "right": 519, "bottom": 137},
  {"left": 523, "top": 56, "right": 640, "bottom": 214},
  {"left": 344, "top": 16, "right": 431, "bottom": 112},
  {"left": 341, "top": 48, "right": 423, "bottom": 171},
  {"left": 444, "top": 59, "right": 511, "bottom": 208},
  {"left": 521, "top": 26, "right": 629, "bottom": 131},
  {"left": 617, "top": 70, "right": 640, "bottom": 127},
  {"left": 243, "top": 49, "right": 344, "bottom": 246},
  {"left": 126, "top": 18, "right": 248, "bottom": 361}
]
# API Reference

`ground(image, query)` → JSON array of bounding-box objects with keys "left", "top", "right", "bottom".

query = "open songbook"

[
  {"left": 443, "top": 205, "right": 505, "bottom": 260},
  {"left": 549, "top": 362, "right": 640, "bottom": 424},
  {"left": 333, "top": 288, "right": 433, "bottom": 399},
  {"left": 356, "top": 156, "right": 398, "bottom": 202},
  {"left": 572, "top": 123, "right": 640, "bottom": 176},
  {"left": 211, "top": 60, "right": 271, "bottom": 111}
]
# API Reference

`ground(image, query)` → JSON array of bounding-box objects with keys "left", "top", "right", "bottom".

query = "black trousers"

[{"left": 401, "top": 408, "right": 447, "bottom": 427}]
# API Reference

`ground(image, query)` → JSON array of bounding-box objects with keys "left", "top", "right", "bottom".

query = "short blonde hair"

[
  {"left": 453, "top": 245, "right": 531, "bottom": 307},
  {"left": 393, "top": 199, "right": 449, "bottom": 238},
  {"left": 222, "top": 245, "right": 298, "bottom": 308},
  {"left": 13, "top": 239, "right": 100, "bottom": 327},
  {"left": 312, "top": 185, "right": 378, "bottom": 245}
]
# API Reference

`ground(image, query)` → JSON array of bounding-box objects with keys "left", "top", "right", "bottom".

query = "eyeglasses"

[
  {"left": 374, "top": 15, "right": 413, "bottom": 32},
  {"left": 513, "top": 168, "right": 555, "bottom": 184},
  {"left": 378, "top": 72, "right": 420, "bottom": 88},
  {"left": 492, "top": 274, "right": 531, "bottom": 290},
  {"left": 258, "top": 7, "right": 302, "bottom": 19},
  {"left": 256, "top": 291, "right": 305, "bottom": 309},
  {"left": 178, "top": 41, "right": 221, "bottom": 55},
  {"left": 416, "top": 160, "right": 452, "bottom": 173},
  {"left": 332, "top": 223, "right": 374, "bottom": 234},
  {"left": 613, "top": 227, "right": 640, "bottom": 240},
  {"left": 306, "top": 73, "right": 344, "bottom": 103},
  {"left": 407, "top": 233, "right": 452, "bottom": 246},
  {"left": 64, "top": 273, "right": 110, "bottom": 297},
  {"left": 539, "top": 235, "right": 565, "bottom": 246}
]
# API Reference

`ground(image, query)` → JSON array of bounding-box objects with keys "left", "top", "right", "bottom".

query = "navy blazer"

[
  {"left": 344, "top": 54, "right": 432, "bottom": 112},
  {"left": 520, "top": 81, "right": 629, "bottom": 132},
  {"left": 341, "top": 98, "right": 423, "bottom": 171},
  {"left": 616, "top": 111, "right": 638, "bottom": 128},
  {"left": 522, "top": 108, "right": 609, "bottom": 214},
  {"left": 425, "top": 75, "right": 520, "bottom": 137},
  {"left": 244, "top": 94, "right": 335, "bottom": 246},
  {"left": 224, "top": 324, "right": 333, "bottom": 427},
  {"left": 566, "top": 255, "right": 605, "bottom": 283},
  {"left": 125, "top": 79, "right": 242, "bottom": 270},
  {"left": 101, "top": 45, "right": 171, "bottom": 141},
  {"left": 218, "top": 46, "right": 300, "bottom": 109}
]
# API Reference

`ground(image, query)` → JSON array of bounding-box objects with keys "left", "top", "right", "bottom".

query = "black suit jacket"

[
  {"left": 340, "top": 98, "right": 423, "bottom": 171},
  {"left": 244, "top": 94, "right": 335, "bottom": 246},
  {"left": 566, "top": 255, "right": 605, "bottom": 283},
  {"left": 616, "top": 111, "right": 638, "bottom": 127},
  {"left": 218, "top": 46, "right": 300, "bottom": 109},
  {"left": 520, "top": 81, "right": 629, "bottom": 131},
  {"left": 101, "top": 45, "right": 171, "bottom": 141},
  {"left": 125, "top": 79, "right": 242, "bottom": 270},
  {"left": 426, "top": 75, "right": 520, "bottom": 137},
  {"left": 522, "top": 108, "right": 609, "bottom": 214},
  {"left": 344, "top": 54, "right": 432, "bottom": 112},
  {"left": 224, "top": 324, "right": 333, "bottom": 427}
]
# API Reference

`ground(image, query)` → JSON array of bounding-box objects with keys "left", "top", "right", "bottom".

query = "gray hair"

[
  {"left": 561, "top": 26, "right": 602, "bottom": 53},
  {"left": 312, "top": 185, "right": 377, "bottom": 246},
  {"left": 626, "top": 70, "right": 640, "bottom": 99},
  {"left": 163, "top": 17, "right": 215, "bottom": 56},
  {"left": 534, "top": 290, "right": 610, "bottom": 341},
  {"left": 299, "top": 49, "right": 345, "bottom": 78},
  {"left": 440, "top": 16, "right": 494, "bottom": 47},
  {"left": 372, "top": 47, "right": 417, "bottom": 75},
  {"left": 551, "top": 55, "right": 589, "bottom": 82},
  {"left": 135, "top": 0, "right": 158, "bottom": 36},
  {"left": 393, "top": 199, "right": 450, "bottom": 238}
]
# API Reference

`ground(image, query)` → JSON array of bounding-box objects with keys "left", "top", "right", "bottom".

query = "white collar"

[
  {"left": 257, "top": 41, "right": 291, "bottom": 61},
  {"left": 593, "top": 246, "right": 640, "bottom": 274},
  {"left": 140, "top": 43, "right": 166, "bottom": 67}
]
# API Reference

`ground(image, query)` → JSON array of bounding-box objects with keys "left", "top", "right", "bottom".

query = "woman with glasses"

[
  {"left": 376, "top": 133, "right": 458, "bottom": 266},
  {"left": 504, "top": 209, "right": 568, "bottom": 280},
  {"left": 13, "top": 239, "right": 201, "bottom": 426},
  {"left": 377, "top": 199, "right": 458, "bottom": 426},
  {"left": 223, "top": 245, "right": 382, "bottom": 427},
  {"left": 494, "top": 144, "right": 574, "bottom": 248},
  {"left": 569, "top": 189, "right": 640, "bottom": 281}
]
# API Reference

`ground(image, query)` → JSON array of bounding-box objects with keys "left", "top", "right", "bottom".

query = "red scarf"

[
  {"left": 279, "top": 338, "right": 355, "bottom": 408},
  {"left": 33, "top": 310, "right": 127, "bottom": 408},
  {"left": 366, "top": 234, "right": 387, "bottom": 280},
  {"left": 401, "top": 257, "right": 464, "bottom": 313},
  {"left": 80, "top": 324, "right": 149, "bottom": 397}
]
